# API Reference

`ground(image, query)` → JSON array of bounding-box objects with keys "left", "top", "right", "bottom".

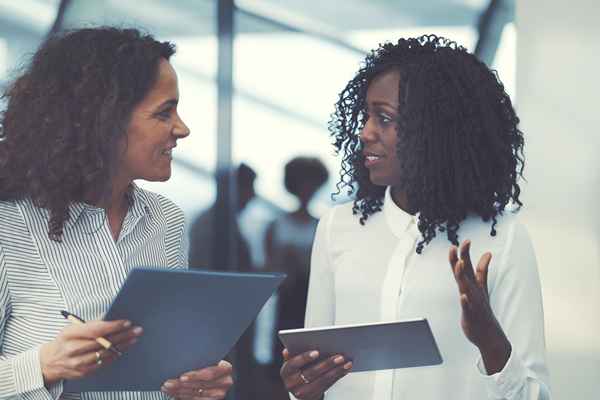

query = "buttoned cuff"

[
  {"left": 476, "top": 348, "right": 528, "bottom": 399},
  {"left": 14, "top": 345, "right": 63, "bottom": 400}
]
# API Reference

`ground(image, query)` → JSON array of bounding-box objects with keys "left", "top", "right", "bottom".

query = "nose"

[
  {"left": 172, "top": 113, "right": 190, "bottom": 139},
  {"left": 359, "top": 115, "right": 378, "bottom": 143}
]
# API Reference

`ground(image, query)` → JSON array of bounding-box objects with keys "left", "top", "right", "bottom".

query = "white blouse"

[{"left": 303, "top": 187, "right": 550, "bottom": 400}]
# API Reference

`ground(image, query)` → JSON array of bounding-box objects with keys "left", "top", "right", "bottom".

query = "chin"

[
  {"left": 143, "top": 170, "right": 171, "bottom": 182},
  {"left": 368, "top": 173, "right": 391, "bottom": 187}
]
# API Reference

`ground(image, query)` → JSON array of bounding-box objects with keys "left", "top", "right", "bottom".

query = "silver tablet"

[{"left": 279, "top": 318, "right": 442, "bottom": 372}]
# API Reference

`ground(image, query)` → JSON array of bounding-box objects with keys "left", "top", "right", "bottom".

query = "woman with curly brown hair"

[
  {"left": 0, "top": 27, "right": 232, "bottom": 400},
  {"left": 280, "top": 35, "right": 550, "bottom": 400}
]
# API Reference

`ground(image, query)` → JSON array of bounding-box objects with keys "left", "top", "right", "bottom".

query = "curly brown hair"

[
  {"left": 330, "top": 35, "right": 524, "bottom": 253},
  {"left": 0, "top": 27, "right": 175, "bottom": 241}
]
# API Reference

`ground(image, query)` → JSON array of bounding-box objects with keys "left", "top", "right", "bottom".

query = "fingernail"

[
  {"left": 133, "top": 327, "right": 143, "bottom": 335},
  {"left": 310, "top": 351, "right": 319, "bottom": 358},
  {"left": 164, "top": 382, "right": 175, "bottom": 388},
  {"left": 123, "top": 321, "right": 132, "bottom": 328},
  {"left": 334, "top": 356, "right": 344, "bottom": 364},
  {"left": 180, "top": 376, "right": 189, "bottom": 382},
  {"left": 343, "top": 362, "right": 353, "bottom": 370}
]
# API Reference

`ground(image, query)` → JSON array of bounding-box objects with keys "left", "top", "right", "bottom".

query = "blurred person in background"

[
  {"left": 280, "top": 35, "right": 550, "bottom": 400},
  {"left": 260, "top": 156, "right": 329, "bottom": 399},
  {"left": 0, "top": 27, "right": 233, "bottom": 400}
]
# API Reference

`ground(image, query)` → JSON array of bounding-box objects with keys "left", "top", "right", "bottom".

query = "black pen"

[{"left": 60, "top": 310, "right": 123, "bottom": 357}]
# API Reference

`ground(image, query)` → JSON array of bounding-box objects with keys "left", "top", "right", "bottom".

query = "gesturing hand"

[
  {"left": 448, "top": 240, "right": 511, "bottom": 374},
  {"left": 40, "top": 319, "right": 143, "bottom": 386},
  {"left": 160, "top": 360, "right": 233, "bottom": 400},
  {"left": 280, "top": 349, "right": 352, "bottom": 400}
]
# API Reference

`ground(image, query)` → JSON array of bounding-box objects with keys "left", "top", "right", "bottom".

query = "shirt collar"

[
  {"left": 382, "top": 186, "right": 421, "bottom": 240},
  {"left": 65, "top": 183, "right": 152, "bottom": 229}
]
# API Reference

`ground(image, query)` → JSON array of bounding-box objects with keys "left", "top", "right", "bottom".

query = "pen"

[{"left": 60, "top": 310, "right": 123, "bottom": 357}]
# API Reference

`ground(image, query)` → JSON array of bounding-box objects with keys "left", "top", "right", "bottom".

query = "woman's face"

[
  {"left": 118, "top": 58, "right": 190, "bottom": 184},
  {"left": 359, "top": 69, "right": 402, "bottom": 187}
]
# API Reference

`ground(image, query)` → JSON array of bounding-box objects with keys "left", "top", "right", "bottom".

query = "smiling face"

[
  {"left": 116, "top": 58, "right": 190, "bottom": 185},
  {"left": 360, "top": 68, "right": 403, "bottom": 187}
]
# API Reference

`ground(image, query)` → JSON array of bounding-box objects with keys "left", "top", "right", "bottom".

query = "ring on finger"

[
  {"left": 95, "top": 351, "right": 103, "bottom": 365},
  {"left": 197, "top": 388, "right": 203, "bottom": 394},
  {"left": 299, "top": 372, "right": 310, "bottom": 384}
]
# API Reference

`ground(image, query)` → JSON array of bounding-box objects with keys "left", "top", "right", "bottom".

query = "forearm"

[
  {"left": 478, "top": 328, "right": 512, "bottom": 375},
  {"left": 0, "top": 346, "right": 63, "bottom": 400}
]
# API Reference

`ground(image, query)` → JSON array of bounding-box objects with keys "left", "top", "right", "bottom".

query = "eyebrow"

[
  {"left": 371, "top": 100, "right": 398, "bottom": 110},
  {"left": 157, "top": 99, "right": 178, "bottom": 109}
]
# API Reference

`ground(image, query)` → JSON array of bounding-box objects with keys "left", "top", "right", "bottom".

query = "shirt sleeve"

[
  {"left": 476, "top": 221, "right": 551, "bottom": 399},
  {"left": 0, "top": 245, "right": 63, "bottom": 400},
  {"left": 304, "top": 208, "right": 337, "bottom": 330}
]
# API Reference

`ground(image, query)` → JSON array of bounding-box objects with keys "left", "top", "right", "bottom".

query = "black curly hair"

[
  {"left": 284, "top": 156, "right": 329, "bottom": 199},
  {"left": 0, "top": 27, "right": 175, "bottom": 242},
  {"left": 330, "top": 35, "right": 524, "bottom": 254}
]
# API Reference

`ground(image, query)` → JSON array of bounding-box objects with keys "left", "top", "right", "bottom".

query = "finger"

[
  {"left": 475, "top": 252, "right": 492, "bottom": 293},
  {"left": 292, "top": 362, "right": 352, "bottom": 399},
  {"left": 194, "top": 387, "right": 229, "bottom": 399},
  {"left": 178, "top": 361, "right": 232, "bottom": 383},
  {"left": 460, "top": 293, "right": 472, "bottom": 313},
  {"left": 448, "top": 245, "right": 459, "bottom": 268},
  {"left": 459, "top": 240, "right": 477, "bottom": 281},
  {"left": 280, "top": 350, "right": 320, "bottom": 377},
  {"left": 288, "top": 354, "right": 346, "bottom": 390},
  {"left": 282, "top": 348, "right": 290, "bottom": 362},
  {"left": 178, "top": 374, "right": 233, "bottom": 390},
  {"left": 67, "top": 332, "right": 140, "bottom": 358},
  {"left": 64, "top": 320, "right": 133, "bottom": 339},
  {"left": 105, "top": 326, "right": 144, "bottom": 345},
  {"left": 168, "top": 385, "right": 230, "bottom": 399},
  {"left": 452, "top": 260, "right": 471, "bottom": 295}
]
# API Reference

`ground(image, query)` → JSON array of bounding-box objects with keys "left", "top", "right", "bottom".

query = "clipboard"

[
  {"left": 65, "top": 268, "right": 285, "bottom": 392},
  {"left": 278, "top": 318, "right": 443, "bottom": 372}
]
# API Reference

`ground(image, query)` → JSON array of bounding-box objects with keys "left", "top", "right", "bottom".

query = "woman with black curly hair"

[
  {"left": 280, "top": 35, "right": 550, "bottom": 400},
  {"left": 0, "top": 27, "right": 232, "bottom": 400}
]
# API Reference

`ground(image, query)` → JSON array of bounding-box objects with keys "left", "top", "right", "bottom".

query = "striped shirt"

[{"left": 0, "top": 184, "right": 186, "bottom": 400}]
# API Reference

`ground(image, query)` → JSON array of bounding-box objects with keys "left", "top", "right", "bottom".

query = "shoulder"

[
  {"left": 0, "top": 199, "right": 29, "bottom": 231},
  {"left": 457, "top": 210, "right": 525, "bottom": 249}
]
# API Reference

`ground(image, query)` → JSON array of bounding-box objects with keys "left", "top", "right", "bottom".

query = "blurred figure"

[
  {"left": 188, "top": 163, "right": 256, "bottom": 272},
  {"left": 188, "top": 163, "right": 256, "bottom": 400},
  {"left": 262, "top": 156, "right": 329, "bottom": 398}
]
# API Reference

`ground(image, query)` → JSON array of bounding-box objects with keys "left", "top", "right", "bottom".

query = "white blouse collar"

[{"left": 382, "top": 186, "right": 421, "bottom": 240}]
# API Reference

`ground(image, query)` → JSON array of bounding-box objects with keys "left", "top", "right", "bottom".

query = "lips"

[
  {"left": 161, "top": 145, "right": 176, "bottom": 157},
  {"left": 363, "top": 151, "right": 384, "bottom": 168}
]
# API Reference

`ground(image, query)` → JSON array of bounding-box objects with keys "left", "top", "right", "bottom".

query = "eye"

[
  {"left": 155, "top": 108, "right": 172, "bottom": 120},
  {"left": 378, "top": 113, "right": 393, "bottom": 124}
]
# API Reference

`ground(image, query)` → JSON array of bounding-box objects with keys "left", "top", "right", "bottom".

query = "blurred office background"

[{"left": 0, "top": 0, "right": 597, "bottom": 398}]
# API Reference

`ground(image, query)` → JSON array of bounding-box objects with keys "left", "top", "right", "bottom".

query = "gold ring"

[
  {"left": 95, "top": 351, "right": 103, "bottom": 365},
  {"left": 299, "top": 372, "right": 310, "bottom": 384}
]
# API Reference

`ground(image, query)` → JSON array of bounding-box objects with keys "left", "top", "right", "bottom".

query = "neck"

[
  {"left": 87, "top": 177, "right": 131, "bottom": 213},
  {"left": 390, "top": 186, "right": 415, "bottom": 215}
]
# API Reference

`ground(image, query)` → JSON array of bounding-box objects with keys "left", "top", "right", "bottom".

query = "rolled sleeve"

[{"left": 476, "top": 347, "right": 528, "bottom": 399}]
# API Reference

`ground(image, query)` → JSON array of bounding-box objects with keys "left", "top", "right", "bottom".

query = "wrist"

[
  {"left": 40, "top": 342, "right": 60, "bottom": 386},
  {"left": 477, "top": 328, "right": 511, "bottom": 375}
]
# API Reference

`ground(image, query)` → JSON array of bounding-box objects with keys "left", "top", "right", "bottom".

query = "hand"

[
  {"left": 280, "top": 349, "right": 352, "bottom": 400},
  {"left": 161, "top": 360, "right": 233, "bottom": 400},
  {"left": 40, "top": 319, "right": 143, "bottom": 385},
  {"left": 449, "top": 240, "right": 511, "bottom": 374}
]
